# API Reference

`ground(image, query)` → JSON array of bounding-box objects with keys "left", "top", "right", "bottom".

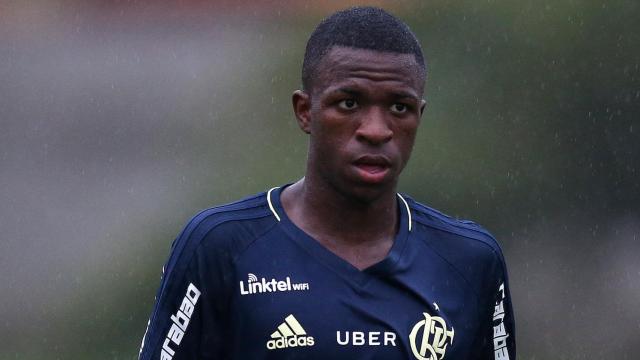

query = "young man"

[{"left": 139, "top": 7, "right": 515, "bottom": 360}]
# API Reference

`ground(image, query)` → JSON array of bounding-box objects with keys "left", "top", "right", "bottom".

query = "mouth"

[{"left": 352, "top": 155, "right": 392, "bottom": 183}]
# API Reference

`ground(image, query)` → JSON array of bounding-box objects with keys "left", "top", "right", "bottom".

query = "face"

[{"left": 293, "top": 46, "right": 426, "bottom": 202}]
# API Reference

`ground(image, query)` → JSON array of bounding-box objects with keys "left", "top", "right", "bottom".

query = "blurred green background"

[{"left": 1, "top": 1, "right": 638, "bottom": 359}]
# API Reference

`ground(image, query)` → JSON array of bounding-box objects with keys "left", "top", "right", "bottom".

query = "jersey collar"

[
  {"left": 267, "top": 185, "right": 412, "bottom": 232},
  {"left": 266, "top": 185, "right": 412, "bottom": 285}
]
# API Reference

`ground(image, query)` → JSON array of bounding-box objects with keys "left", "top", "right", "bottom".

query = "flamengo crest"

[{"left": 409, "top": 312, "right": 454, "bottom": 360}]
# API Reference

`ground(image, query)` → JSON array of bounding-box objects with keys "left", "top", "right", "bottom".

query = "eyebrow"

[
  {"left": 332, "top": 87, "right": 361, "bottom": 96},
  {"left": 389, "top": 91, "right": 420, "bottom": 101},
  {"left": 328, "top": 87, "right": 420, "bottom": 101}
]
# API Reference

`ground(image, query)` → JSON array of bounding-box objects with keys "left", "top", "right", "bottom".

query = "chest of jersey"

[{"left": 221, "top": 228, "right": 481, "bottom": 359}]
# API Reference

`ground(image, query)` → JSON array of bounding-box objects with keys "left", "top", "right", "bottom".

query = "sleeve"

[
  {"left": 482, "top": 254, "right": 516, "bottom": 360},
  {"left": 138, "top": 217, "right": 230, "bottom": 360}
]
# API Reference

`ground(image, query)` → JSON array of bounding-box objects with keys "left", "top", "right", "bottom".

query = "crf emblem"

[{"left": 409, "top": 312, "right": 454, "bottom": 360}]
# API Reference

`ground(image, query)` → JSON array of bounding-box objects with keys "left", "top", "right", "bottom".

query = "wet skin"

[{"left": 282, "top": 46, "right": 426, "bottom": 270}]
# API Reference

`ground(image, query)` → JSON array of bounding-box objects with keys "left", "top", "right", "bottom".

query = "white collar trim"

[{"left": 267, "top": 186, "right": 412, "bottom": 232}]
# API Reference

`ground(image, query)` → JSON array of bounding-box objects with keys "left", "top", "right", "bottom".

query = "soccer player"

[{"left": 139, "top": 6, "right": 515, "bottom": 360}]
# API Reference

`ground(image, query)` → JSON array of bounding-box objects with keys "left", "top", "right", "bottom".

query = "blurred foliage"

[{"left": 1, "top": 1, "right": 638, "bottom": 359}]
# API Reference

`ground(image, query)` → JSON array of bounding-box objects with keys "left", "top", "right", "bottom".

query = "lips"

[{"left": 352, "top": 155, "right": 392, "bottom": 183}]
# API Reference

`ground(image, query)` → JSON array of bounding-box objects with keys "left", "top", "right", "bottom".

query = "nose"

[{"left": 355, "top": 106, "right": 393, "bottom": 145}]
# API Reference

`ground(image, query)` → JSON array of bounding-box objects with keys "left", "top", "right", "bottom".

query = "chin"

[
  {"left": 337, "top": 179, "right": 397, "bottom": 205},
  {"left": 316, "top": 166, "right": 399, "bottom": 205}
]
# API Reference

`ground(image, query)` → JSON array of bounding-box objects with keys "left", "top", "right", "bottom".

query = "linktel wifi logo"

[
  {"left": 239, "top": 273, "right": 310, "bottom": 296},
  {"left": 266, "top": 314, "right": 315, "bottom": 350}
]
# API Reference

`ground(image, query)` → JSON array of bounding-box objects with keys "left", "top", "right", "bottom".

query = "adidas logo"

[{"left": 266, "top": 314, "right": 315, "bottom": 350}]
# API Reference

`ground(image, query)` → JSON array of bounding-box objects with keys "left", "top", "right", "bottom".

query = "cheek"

[
  {"left": 309, "top": 124, "right": 342, "bottom": 163},
  {"left": 395, "top": 121, "right": 419, "bottom": 157},
  {"left": 311, "top": 112, "right": 354, "bottom": 147}
]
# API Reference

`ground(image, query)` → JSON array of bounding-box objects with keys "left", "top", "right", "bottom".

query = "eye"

[
  {"left": 390, "top": 103, "right": 408, "bottom": 114},
  {"left": 338, "top": 99, "right": 358, "bottom": 110}
]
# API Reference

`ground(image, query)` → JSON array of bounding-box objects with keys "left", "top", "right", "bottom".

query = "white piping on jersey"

[
  {"left": 267, "top": 187, "right": 282, "bottom": 222},
  {"left": 267, "top": 186, "right": 412, "bottom": 232},
  {"left": 397, "top": 193, "right": 412, "bottom": 232}
]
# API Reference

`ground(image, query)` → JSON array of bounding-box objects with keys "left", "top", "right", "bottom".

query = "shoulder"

[
  {"left": 165, "top": 191, "right": 279, "bottom": 273},
  {"left": 181, "top": 192, "right": 276, "bottom": 245},
  {"left": 405, "top": 195, "right": 503, "bottom": 257},
  {"left": 402, "top": 194, "right": 508, "bottom": 292}
]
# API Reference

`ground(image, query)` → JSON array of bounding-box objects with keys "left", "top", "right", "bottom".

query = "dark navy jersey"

[{"left": 139, "top": 186, "right": 515, "bottom": 360}]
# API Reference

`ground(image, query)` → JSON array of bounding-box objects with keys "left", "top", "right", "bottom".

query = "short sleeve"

[
  {"left": 480, "top": 256, "right": 516, "bottom": 360},
  {"left": 138, "top": 219, "right": 229, "bottom": 359}
]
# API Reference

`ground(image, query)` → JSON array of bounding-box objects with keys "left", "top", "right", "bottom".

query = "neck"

[{"left": 281, "top": 174, "right": 399, "bottom": 246}]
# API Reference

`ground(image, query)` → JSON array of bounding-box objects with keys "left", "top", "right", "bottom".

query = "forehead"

[{"left": 311, "top": 46, "right": 424, "bottom": 96}]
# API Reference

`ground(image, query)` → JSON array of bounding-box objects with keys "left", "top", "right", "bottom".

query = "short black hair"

[{"left": 302, "top": 6, "right": 426, "bottom": 91}]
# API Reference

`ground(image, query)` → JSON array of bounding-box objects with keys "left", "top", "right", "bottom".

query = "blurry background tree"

[{"left": 1, "top": 1, "right": 638, "bottom": 359}]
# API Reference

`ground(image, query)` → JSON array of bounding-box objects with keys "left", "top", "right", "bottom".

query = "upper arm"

[
  {"left": 491, "top": 275, "right": 515, "bottom": 359},
  {"left": 139, "top": 222, "right": 230, "bottom": 360},
  {"left": 482, "top": 251, "right": 516, "bottom": 360}
]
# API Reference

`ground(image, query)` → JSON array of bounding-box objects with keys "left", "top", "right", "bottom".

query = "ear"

[
  {"left": 419, "top": 99, "right": 427, "bottom": 117},
  {"left": 292, "top": 90, "right": 312, "bottom": 134}
]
